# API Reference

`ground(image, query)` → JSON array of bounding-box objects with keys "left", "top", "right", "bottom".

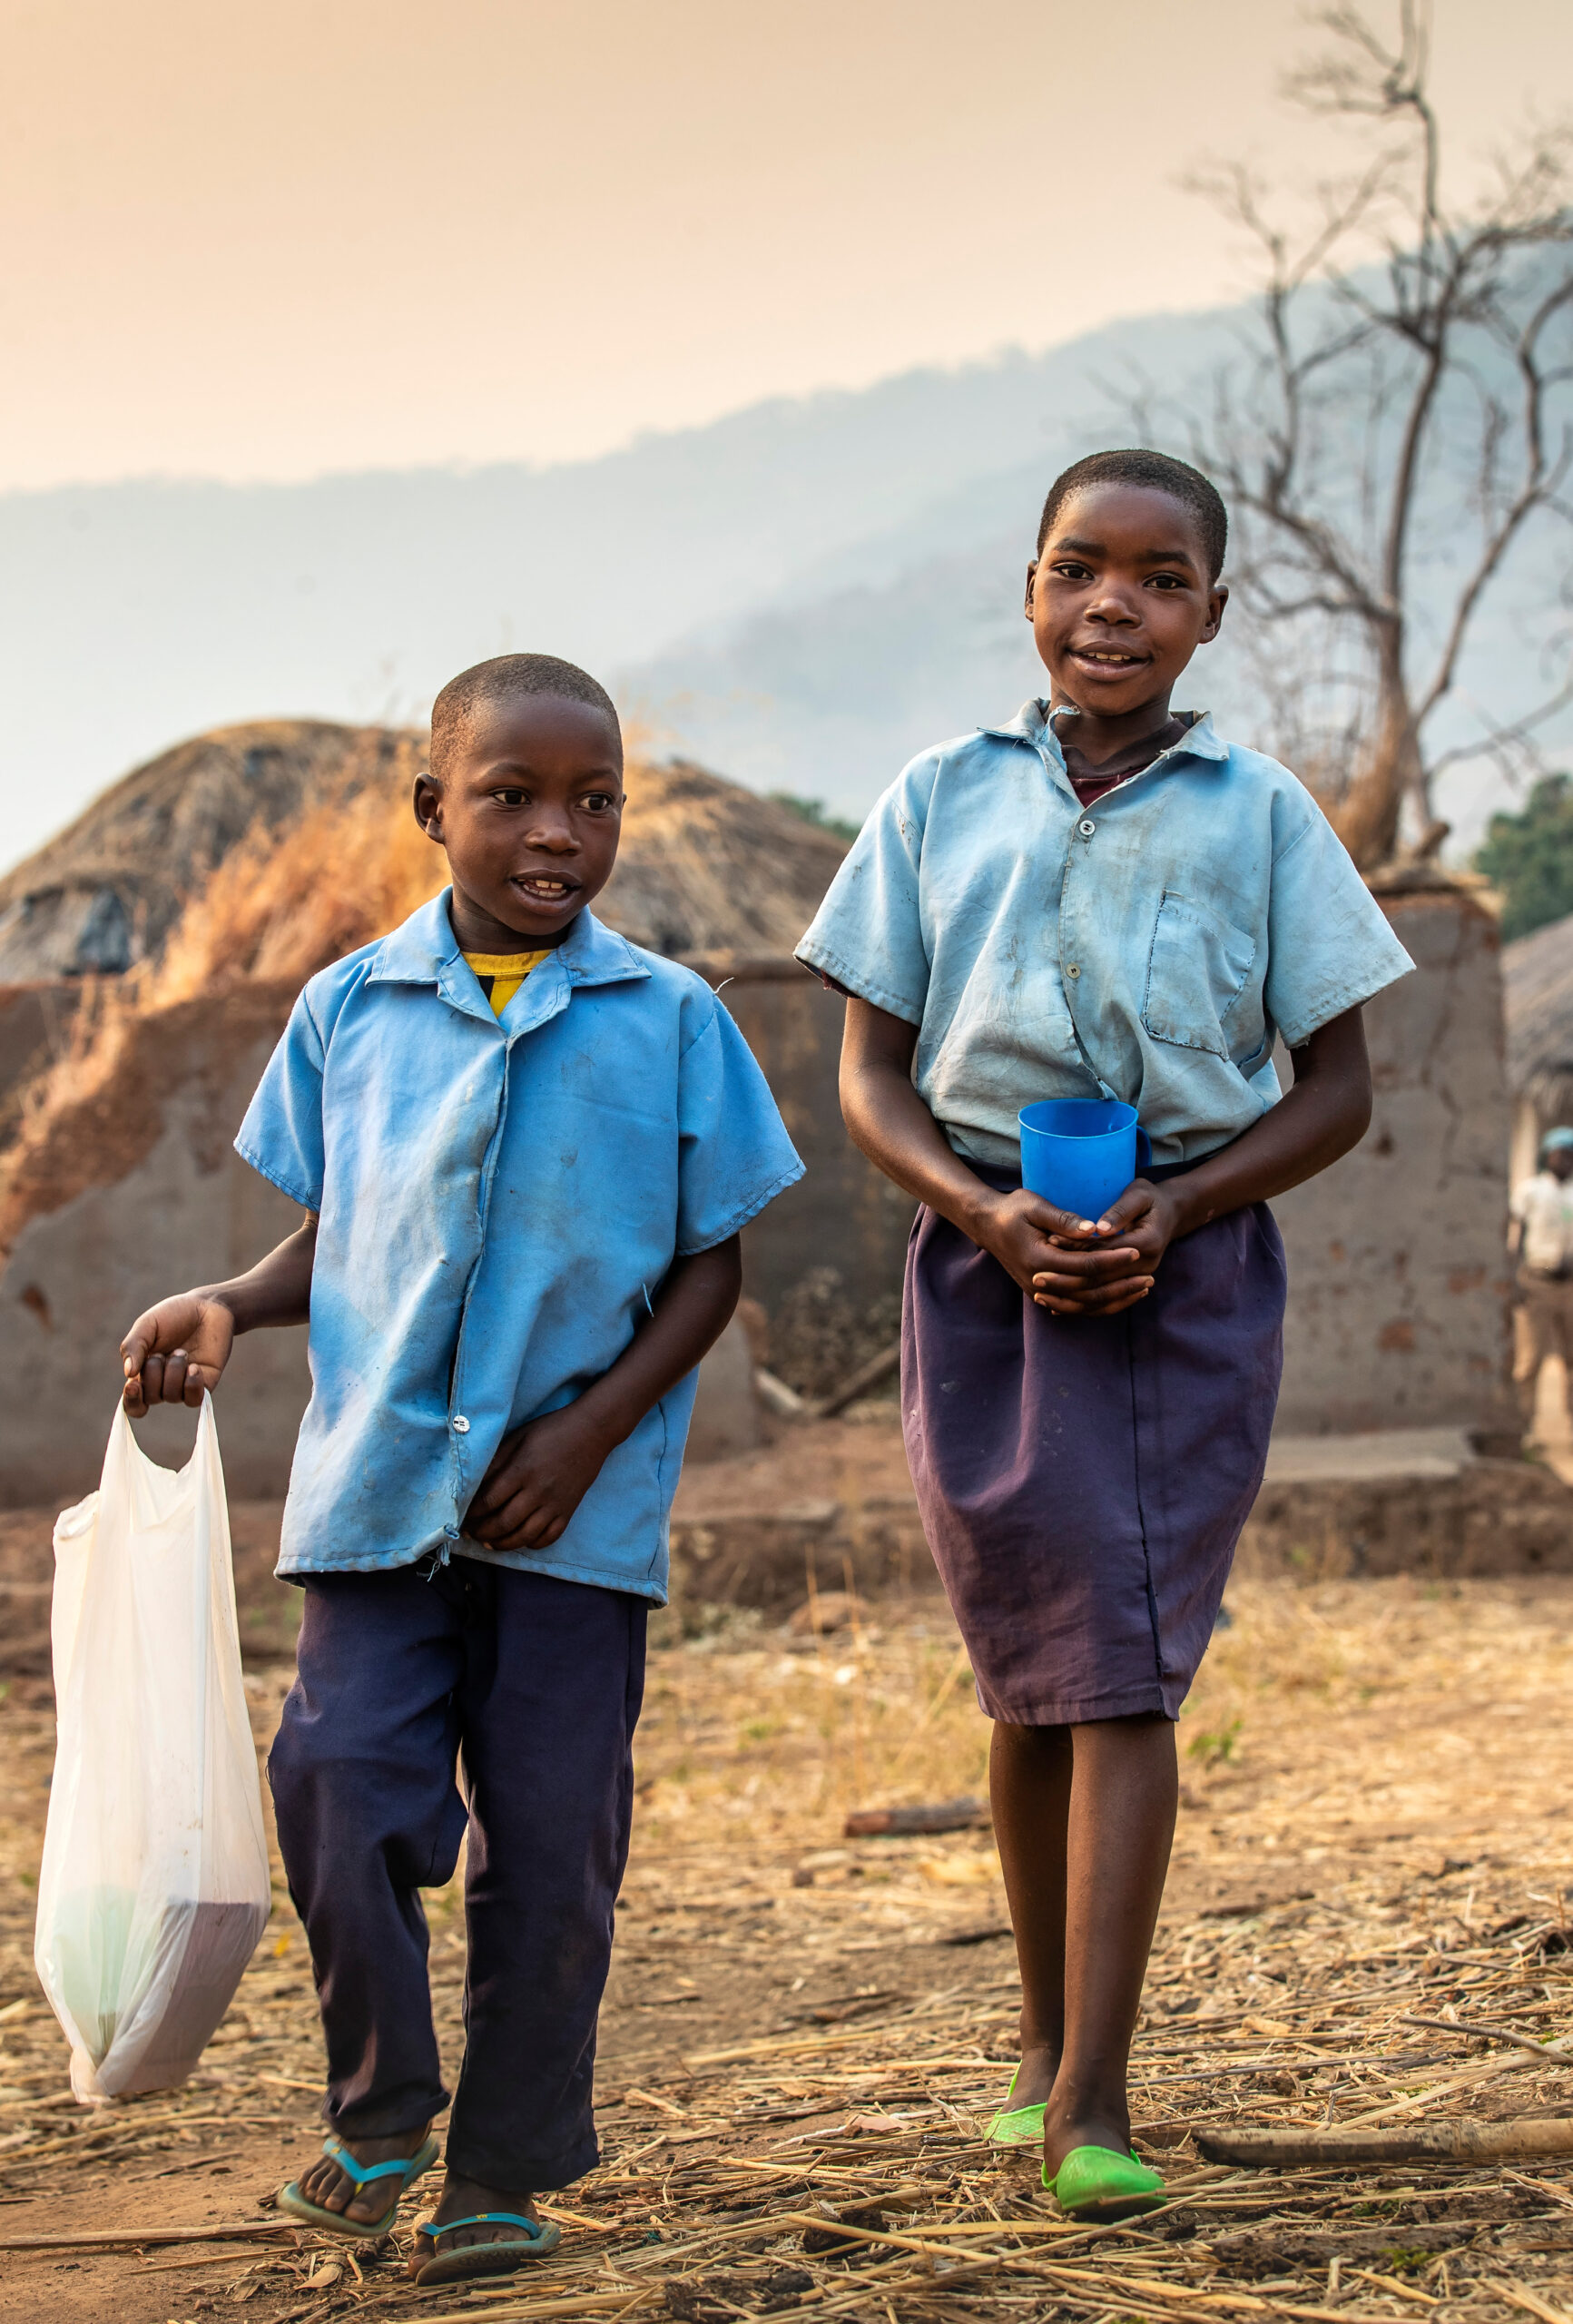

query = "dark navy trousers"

[{"left": 268, "top": 1557, "right": 647, "bottom": 2191}]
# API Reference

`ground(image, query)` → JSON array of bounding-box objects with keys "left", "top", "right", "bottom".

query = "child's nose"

[{"left": 523, "top": 817, "right": 579, "bottom": 852}]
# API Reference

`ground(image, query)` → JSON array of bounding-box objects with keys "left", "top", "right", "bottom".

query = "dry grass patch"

[{"left": 3, "top": 1574, "right": 1573, "bottom": 2322}]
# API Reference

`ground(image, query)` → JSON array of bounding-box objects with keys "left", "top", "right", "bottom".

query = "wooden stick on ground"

[
  {"left": 811, "top": 1341, "right": 901, "bottom": 1422},
  {"left": 1398, "top": 2012, "right": 1573, "bottom": 2063},
  {"left": 0, "top": 2221, "right": 296, "bottom": 2253},
  {"left": 1196, "top": 2118, "right": 1573, "bottom": 2168},
  {"left": 843, "top": 1798, "right": 988, "bottom": 1838}
]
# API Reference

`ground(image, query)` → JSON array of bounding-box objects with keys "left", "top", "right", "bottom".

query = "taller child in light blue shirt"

[
  {"left": 797, "top": 450, "right": 1412, "bottom": 2220},
  {"left": 119, "top": 654, "right": 801, "bottom": 2286}
]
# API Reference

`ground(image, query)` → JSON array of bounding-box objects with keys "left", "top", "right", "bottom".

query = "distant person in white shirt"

[{"left": 1509, "top": 1126, "right": 1573, "bottom": 1435}]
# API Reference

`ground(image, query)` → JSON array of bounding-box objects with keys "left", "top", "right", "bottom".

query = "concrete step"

[{"left": 1263, "top": 1428, "right": 1479, "bottom": 1484}]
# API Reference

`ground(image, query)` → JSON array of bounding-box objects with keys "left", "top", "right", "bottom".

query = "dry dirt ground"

[{"left": 2, "top": 1428, "right": 1573, "bottom": 2324}]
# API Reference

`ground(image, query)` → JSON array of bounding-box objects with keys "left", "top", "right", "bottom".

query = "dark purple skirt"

[{"left": 902, "top": 1172, "right": 1286, "bottom": 1726}]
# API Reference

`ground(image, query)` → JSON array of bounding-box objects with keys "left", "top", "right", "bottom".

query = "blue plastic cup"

[{"left": 1018, "top": 1098, "right": 1152, "bottom": 1221}]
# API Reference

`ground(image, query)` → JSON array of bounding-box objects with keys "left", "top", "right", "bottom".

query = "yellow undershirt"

[{"left": 463, "top": 949, "right": 550, "bottom": 1017}]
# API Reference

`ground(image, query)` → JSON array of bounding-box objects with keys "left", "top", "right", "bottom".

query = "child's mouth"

[
  {"left": 512, "top": 874, "right": 578, "bottom": 904},
  {"left": 1068, "top": 647, "right": 1146, "bottom": 672}
]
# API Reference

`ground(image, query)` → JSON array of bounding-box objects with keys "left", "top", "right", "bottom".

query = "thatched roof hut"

[
  {"left": 0, "top": 719, "right": 849, "bottom": 984},
  {"left": 1503, "top": 910, "right": 1573, "bottom": 1127},
  {"left": 0, "top": 723, "right": 424, "bottom": 980}
]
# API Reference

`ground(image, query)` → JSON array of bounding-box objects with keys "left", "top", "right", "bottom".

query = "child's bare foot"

[
  {"left": 1042, "top": 2102, "right": 1133, "bottom": 2178},
  {"left": 294, "top": 2124, "right": 433, "bottom": 2225},
  {"left": 1011, "top": 2037, "right": 1061, "bottom": 2107},
  {"left": 410, "top": 2170, "right": 546, "bottom": 2277}
]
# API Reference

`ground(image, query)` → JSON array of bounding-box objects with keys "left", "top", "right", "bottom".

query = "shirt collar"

[
  {"left": 979, "top": 699, "right": 1231, "bottom": 769},
  {"left": 366, "top": 891, "right": 652, "bottom": 996}
]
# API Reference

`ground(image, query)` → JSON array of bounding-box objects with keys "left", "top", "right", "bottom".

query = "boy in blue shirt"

[{"left": 120, "top": 654, "right": 802, "bottom": 2285}]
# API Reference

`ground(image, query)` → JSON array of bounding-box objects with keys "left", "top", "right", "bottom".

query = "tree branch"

[
  {"left": 1164, "top": 0, "right": 1573, "bottom": 858},
  {"left": 1424, "top": 666, "right": 1573, "bottom": 778},
  {"left": 1413, "top": 277, "right": 1573, "bottom": 726}
]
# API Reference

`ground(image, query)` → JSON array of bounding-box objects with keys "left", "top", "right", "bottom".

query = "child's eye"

[
  {"left": 1051, "top": 561, "right": 1094, "bottom": 582},
  {"left": 1146, "top": 573, "right": 1186, "bottom": 590},
  {"left": 581, "top": 791, "right": 619, "bottom": 812},
  {"left": 493, "top": 787, "right": 529, "bottom": 806}
]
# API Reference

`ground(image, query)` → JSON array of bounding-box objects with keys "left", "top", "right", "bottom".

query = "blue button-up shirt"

[
  {"left": 236, "top": 896, "right": 802, "bottom": 1594},
  {"left": 795, "top": 702, "right": 1413, "bottom": 1170}
]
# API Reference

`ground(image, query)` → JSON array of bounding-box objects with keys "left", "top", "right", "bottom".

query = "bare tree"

[{"left": 1178, "top": 1, "right": 1573, "bottom": 869}]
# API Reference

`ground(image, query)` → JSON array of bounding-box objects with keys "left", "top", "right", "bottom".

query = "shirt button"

[
  {"left": 1078, "top": 818, "right": 1096, "bottom": 837},
  {"left": 1066, "top": 963, "right": 1081, "bottom": 979},
  {"left": 452, "top": 1414, "right": 471, "bottom": 1433}
]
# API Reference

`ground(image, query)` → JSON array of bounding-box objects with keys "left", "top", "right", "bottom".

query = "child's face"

[
  {"left": 413, "top": 692, "right": 624, "bottom": 945},
  {"left": 1025, "top": 483, "right": 1226, "bottom": 720}
]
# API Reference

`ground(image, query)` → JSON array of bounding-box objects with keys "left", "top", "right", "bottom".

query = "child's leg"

[
  {"left": 268, "top": 1567, "right": 471, "bottom": 2223},
  {"left": 988, "top": 1721, "right": 1072, "bottom": 2102},
  {"left": 416, "top": 1565, "right": 646, "bottom": 2264},
  {"left": 1514, "top": 1281, "right": 1550, "bottom": 1427},
  {"left": 991, "top": 1712, "right": 1177, "bottom": 2167}
]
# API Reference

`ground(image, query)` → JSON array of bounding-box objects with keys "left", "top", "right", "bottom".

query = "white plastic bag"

[{"left": 34, "top": 1397, "right": 270, "bottom": 2102}]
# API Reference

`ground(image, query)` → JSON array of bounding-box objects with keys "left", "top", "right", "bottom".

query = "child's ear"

[
  {"left": 412, "top": 771, "right": 445, "bottom": 842},
  {"left": 1024, "top": 561, "right": 1038, "bottom": 620}
]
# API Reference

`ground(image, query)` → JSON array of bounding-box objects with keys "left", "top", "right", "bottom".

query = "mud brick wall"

[
  {"left": 0, "top": 987, "right": 310, "bottom": 1503},
  {"left": 1236, "top": 1459, "right": 1573, "bottom": 1581},
  {"left": 689, "top": 959, "right": 916, "bottom": 1320},
  {"left": 1271, "top": 888, "right": 1516, "bottom": 1439},
  {"left": 0, "top": 963, "right": 913, "bottom": 1505},
  {"left": 0, "top": 891, "right": 1518, "bottom": 1505}
]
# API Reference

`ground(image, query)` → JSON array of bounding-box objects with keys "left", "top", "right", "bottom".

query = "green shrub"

[{"left": 1475, "top": 773, "right": 1573, "bottom": 941}]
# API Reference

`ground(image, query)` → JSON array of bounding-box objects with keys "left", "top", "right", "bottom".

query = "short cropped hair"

[
  {"left": 429, "top": 653, "right": 620, "bottom": 778},
  {"left": 1036, "top": 449, "right": 1228, "bottom": 580}
]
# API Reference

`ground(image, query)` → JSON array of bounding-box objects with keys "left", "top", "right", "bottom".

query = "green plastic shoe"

[
  {"left": 1043, "top": 2143, "right": 1165, "bottom": 2220},
  {"left": 984, "top": 2064, "right": 1047, "bottom": 2146}
]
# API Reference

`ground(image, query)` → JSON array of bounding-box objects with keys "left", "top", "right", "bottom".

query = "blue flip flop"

[
  {"left": 277, "top": 2132, "right": 439, "bottom": 2238},
  {"left": 411, "top": 2211, "right": 562, "bottom": 2284},
  {"left": 985, "top": 2064, "right": 1047, "bottom": 2146}
]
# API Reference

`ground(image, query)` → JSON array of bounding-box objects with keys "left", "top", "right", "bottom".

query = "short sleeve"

[
  {"left": 1263, "top": 808, "right": 1414, "bottom": 1048},
  {"left": 234, "top": 988, "right": 328, "bottom": 1210},
  {"left": 674, "top": 1000, "right": 804, "bottom": 1255},
  {"left": 793, "top": 761, "right": 934, "bottom": 1023},
  {"left": 1509, "top": 1179, "right": 1534, "bottom": 1222}
]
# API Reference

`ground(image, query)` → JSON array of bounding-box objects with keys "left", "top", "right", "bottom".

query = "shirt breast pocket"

[{"left": 1141, "top": 891, "right": 1257, "bottom": 1059}]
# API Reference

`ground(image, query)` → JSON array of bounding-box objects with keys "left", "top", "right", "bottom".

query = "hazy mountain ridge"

[
  {"left": 1, "top": 286, "right": 1565, "bottom": 868},
  {"left": 0, "top": 307, "right": 1233, "bottom": 867}
]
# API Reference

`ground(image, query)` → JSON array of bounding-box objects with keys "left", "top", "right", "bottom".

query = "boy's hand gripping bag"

[{"left": 34, "top": 1397, "right": 271, "bottom": 2102}]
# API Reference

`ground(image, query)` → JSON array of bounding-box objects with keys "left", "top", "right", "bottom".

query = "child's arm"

[
  {"left": 120, "top": 1216, "right": 318, "bottom": 1413},
  {"left": 839, "top": 998, "right": 1371, "bottom": 1318},
  {"left": 839, "top": 1000, "right": 1084, "bottom": 1295},
  {"left": 465, "top": 1235, "right": 742, "bottom": 1551},
  {"left": 1034, "top": 1008, "right": 1370, "bottom": 1314}
]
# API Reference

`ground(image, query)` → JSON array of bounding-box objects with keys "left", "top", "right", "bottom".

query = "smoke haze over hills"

[{"left": 2, "top": 295, "right": 1568, "bottom": 872}]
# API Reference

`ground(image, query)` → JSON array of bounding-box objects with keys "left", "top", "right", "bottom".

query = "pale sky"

[{"left": 4, "top": 0, "right": 1570, "bottom": 490}]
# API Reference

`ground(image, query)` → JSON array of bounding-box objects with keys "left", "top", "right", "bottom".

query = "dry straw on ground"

[{"left": 2, "top": 1566, "right": 1573, "bottom": 2321}]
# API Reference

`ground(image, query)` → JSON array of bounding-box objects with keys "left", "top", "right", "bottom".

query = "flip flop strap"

[
  {"left": 321, "top": 2132, "right": 426, "bottom": 2188},
  {"left": 418, "top": 2211, "right": 547, "bottom": 2240}
]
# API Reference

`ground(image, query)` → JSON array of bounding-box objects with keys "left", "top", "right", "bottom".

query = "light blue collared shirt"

[
  {"left": 795, "top": 703, "right": 1413, "bottom": 1171},
  {"left": 236, "top": 895, "right": 803, "bottom": 1596}
]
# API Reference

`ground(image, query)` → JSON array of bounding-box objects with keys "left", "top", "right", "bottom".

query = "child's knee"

[{"left": 269, "top": 1718, "right": 467, "bottom": 1892}]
